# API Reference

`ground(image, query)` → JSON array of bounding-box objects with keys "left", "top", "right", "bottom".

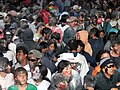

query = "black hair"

[
  {"left": 36, "top": 16, "right": 44, "bottom": 23},
  {"left": 36, "top": 65, "right": 48, "bottom": 80},
  {"left": 0, "top": 38, "right": 9, "bottom": 52},
  {"left": 84, "top": 74, "right": 96, "bottom": 88},
  {"left": 57, "top": 60, "right": 70, "bottom": 73},
  {"left": 6, "top": 14, "right": 15, "bottom": 23},
  {"left": 35, "top": 41, "right": 48, "bottom": 52},
  {"left": 96, "top": 50, "right": 110, "bottom": 62},
  {"left": 51, "top": 32, "right": 60, "bottom": 41},
  {"left": 67, "top": 39, "right": 78, "bottom": 51},
  {"left": 76, "top": 40, "right": 85, "bottom": 52},
  {"left": 41, "top": 27, "right": 52, "bottom": 36},
  {"left": 107, "top": 32, "right": 116, "bottom": 40},
  {"left": 16, "top": 45, "right": 28, "bottom": 54},
  {"left": 59, "top": 14, "right": 69, "bottom": 23},
  {"left": 90, "top": 28, "right": 99, "bottom": 37},
  {"left": 0, "top": 57, "right": 9, "bottom": 72},
  {"left": 111, "top": 37, "right": 120, "bottom": 47},
  {"left": 99, "top": 30, "right": 105, "bottom": 34},
  {"left": 47, "top": 39, "right": 57, "bottom": 50}
]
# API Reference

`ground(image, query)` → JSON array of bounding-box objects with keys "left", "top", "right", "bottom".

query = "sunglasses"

[
  {"left": 107, "top": 65, "right": 114, "bottom": 68},
  {"left": 28, "top": 59, "right": 36, "bottom": 62}
]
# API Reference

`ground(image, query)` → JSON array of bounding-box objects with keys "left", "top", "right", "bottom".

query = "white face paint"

[{"left": 32, "top": 66, "right": 41, "bottom": 80}]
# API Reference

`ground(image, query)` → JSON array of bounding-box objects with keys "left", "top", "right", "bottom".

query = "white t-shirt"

[
  {"left": 28, "top": 79, "right": 50, "bottom": 90},
  {"left": 0, "top": 73, "right": 14, "bottom": 90}
]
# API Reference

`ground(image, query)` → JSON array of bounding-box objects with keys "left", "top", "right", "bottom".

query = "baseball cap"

[
  {"left": 29, "top": 49, "right": 43, "bottom": 59},
  {"left": 100, "top": 58, "right": 115, "bottom": 69}
]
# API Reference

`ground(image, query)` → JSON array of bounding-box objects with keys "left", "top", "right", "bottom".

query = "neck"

[
  {"left": 17, "top": 83, "right": 27, "bottom": 90},
  {"left": 0, "top": 72, "right": 7, "bottom": 78},
  {"left": 34, "top": 80, "right": 42, "bottom": 86},
  {"left": 92, "top": 36, "right": 98, "bottom": 39},
  {"left": 71, "top": 50, "right": 77, "bottom": 52},
  {"left": 104, "top": 72, "right": 111, "bottom": 79},
  {"left": 20, "top": 59, "right": 27, "bottom": 67}
]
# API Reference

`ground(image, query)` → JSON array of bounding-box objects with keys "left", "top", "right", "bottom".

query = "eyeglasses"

[
  {"left": 107, "top": 65, "right": 114, "bottom": 68},
  {"left": 28, "top": 59, "right": 36, "bottom": 62}
]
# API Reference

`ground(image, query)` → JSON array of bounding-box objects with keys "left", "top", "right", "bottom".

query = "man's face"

[
  {"left": 104, "top": 63, "right": 115, "bottom": 76},
  {"left": 28, "top": 54, "right": 37, "bottom": 69},
  {"left": 112, "top": 44, "right": 120, "bottom": 55},
  {"left": 15, "top": 72, "right": 27, "bottom": 85},
  {"left": 16, "top": 50, "right": 26, "bottom": 62}
]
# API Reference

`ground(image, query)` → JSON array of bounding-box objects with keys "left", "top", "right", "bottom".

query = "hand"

[
  {"left": 111, "top": 88, "right": 118, "bottom": 90},
  {"left": 116, "top": 82, "right": 120, "bottom": 86},
  {"left": 87, "top": 87, "right": 94, "bottom": 90}
]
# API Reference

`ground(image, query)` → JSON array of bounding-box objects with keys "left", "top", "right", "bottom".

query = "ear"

[
  {"left": 84, "top": 82, "right": 87, "bottom": 89},
  {"left": 37, "top": 58, "right": 41, "bottom": 63},
  {"left": 102, "top": 67, "right": 106, "bottom": 73},
  {"left": 25, "top": 54, "right": 28, "bottom": 57},
  {"left": 110, "top": 46, "right": 113, "bottom": 50},
  {"left": 15, "top": 77, "right": 17, "bottom": 80}
]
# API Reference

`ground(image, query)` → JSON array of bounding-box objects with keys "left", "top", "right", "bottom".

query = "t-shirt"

[
  {"left": 8, "top": 83, "right": 37, "bottom": 90},
  {"left": 0, "top": 73, "right": 14, "bottom": 90},
  {"left": 28, "top": 79, "right": 51, "bottom": 90}
]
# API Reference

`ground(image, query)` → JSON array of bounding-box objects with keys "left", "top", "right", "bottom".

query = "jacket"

[{"left": 95, "top": 70, "right": 120, "bottom": 90}]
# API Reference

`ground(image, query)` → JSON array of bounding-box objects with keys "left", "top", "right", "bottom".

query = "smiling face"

[
  {"left": 103, "top": 63, "right": 115, "bottom": 78},
  {"left": 15, "top": 71, "right": 27, "bottom": 85},
  {"left": 16, "top": 50, "right": 27, "bottom": 62},
  {"left": 106, "top": 63, "right": 115, "bottom": 75}
]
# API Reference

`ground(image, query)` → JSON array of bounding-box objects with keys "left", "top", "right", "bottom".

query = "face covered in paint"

[{"left": 32, "top": 66, "right": 41, "bottom": 81}]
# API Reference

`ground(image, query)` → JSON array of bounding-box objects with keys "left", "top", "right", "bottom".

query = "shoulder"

[
  {"left": 95, "top": 71, "right": 104, "bottom": 80},
  {"left": 27, "top": 78, "right": 35, "bottom": 85},
  {"left": 6, "top": 73, "right": 14, "bottom": 80},
  {"left": 8, "top": 85, "right": 18, "bottom": 90},
  {"left": 27, "top": 83, "right": 37, "bottom": 90}
]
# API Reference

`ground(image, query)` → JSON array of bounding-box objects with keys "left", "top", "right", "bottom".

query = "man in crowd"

[{"left": 95, "top": 58, "right": 120, "bottom": 90}]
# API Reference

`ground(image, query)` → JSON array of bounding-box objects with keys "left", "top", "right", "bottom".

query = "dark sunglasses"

[
  {"left": 107, "top": 65, "right": 114, "bottom": 68},
  {"left": 28, "top": 59, "right": 36, "bottom": 62}
]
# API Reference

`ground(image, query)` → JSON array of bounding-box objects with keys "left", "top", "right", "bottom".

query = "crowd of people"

[{"left": 0, "top": 0, "right": 120, "bottom": 90}]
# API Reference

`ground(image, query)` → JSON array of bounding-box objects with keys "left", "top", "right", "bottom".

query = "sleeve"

[
  {"left": 27, "top": 84, "right": 37, "bottom": 90},
  {"left": 8, "top": 85, "right": 17, "bottom": 90}
]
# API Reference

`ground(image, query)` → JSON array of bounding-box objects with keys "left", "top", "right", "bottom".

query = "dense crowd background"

[{"left": 0, "top": 0, "right": 119, "bottom": 90}]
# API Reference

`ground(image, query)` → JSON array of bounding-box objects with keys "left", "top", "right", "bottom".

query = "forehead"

[
  {"left": 107, "top": 63, "right": 114, "bottom": 66},
  {"left": 17, "top": 50, "right": 24, "bottom": 53},
  {"left": 16, "top": 71, "right": 27, "bottom": 76},
  {"left": 28, "top": 53, "right": 35, "bottom": 58}
]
